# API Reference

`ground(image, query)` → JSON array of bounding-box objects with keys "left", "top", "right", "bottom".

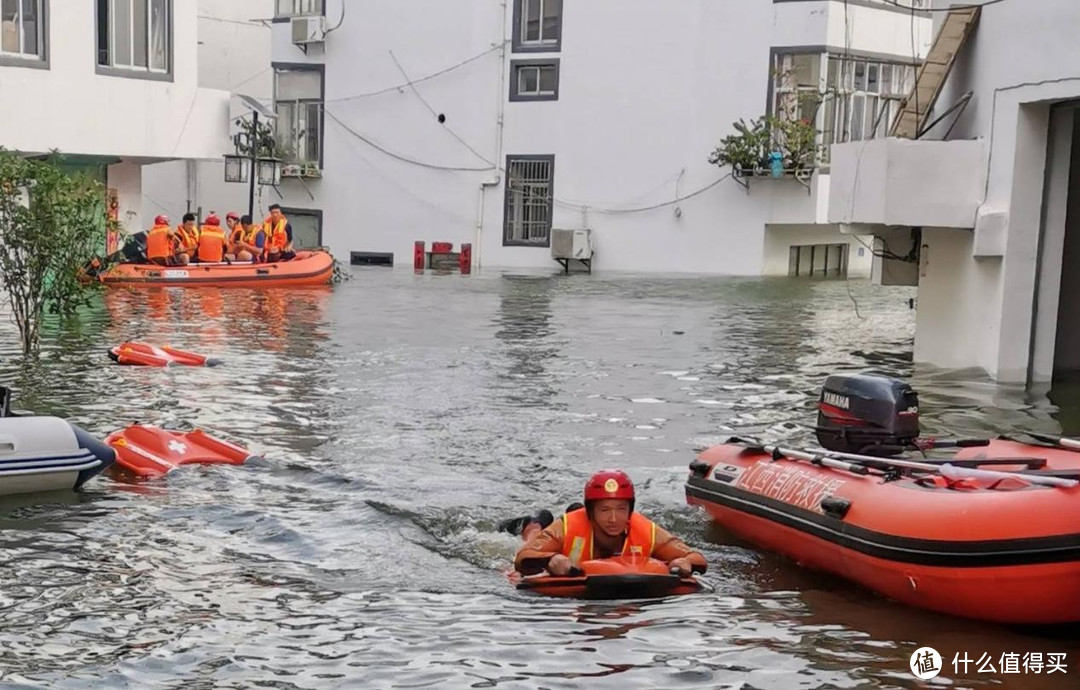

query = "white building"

[
  {"left": 829, "top": 0, "right": 1080, "bottom": 384},
  {"left": 266, "top": 0, "right": 930, "bottom": 275},
  {"left": 0, "top": 0, "right": 229, "bottom": 241},
  {"left": 141, "top": 0, "right": 275, "bottom": 228}
]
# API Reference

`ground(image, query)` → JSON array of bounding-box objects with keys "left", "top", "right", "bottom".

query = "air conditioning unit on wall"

[
  {"left": 291, "top": 15, "right": 327, "bottom": 46},
  {"left": 551, "top": 229, "right": 594, "bottom": 274}
]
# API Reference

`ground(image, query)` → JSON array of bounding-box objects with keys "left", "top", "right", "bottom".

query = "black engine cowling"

[{"left": 815, "top": 374, "right": 919, "bottom": 456}]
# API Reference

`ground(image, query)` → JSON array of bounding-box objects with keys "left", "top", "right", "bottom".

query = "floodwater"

[{"left": 0, "top": 269, "right": 1075, "bottom": 689}]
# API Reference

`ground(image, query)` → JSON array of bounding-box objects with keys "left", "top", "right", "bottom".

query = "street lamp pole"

[{"left": 247, "top": 111, "right": 259, "bottom": 221}]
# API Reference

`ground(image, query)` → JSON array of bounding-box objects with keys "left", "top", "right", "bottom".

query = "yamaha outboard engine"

[{"left": 815, "top": 374, "right": 919, "bottom": 456}]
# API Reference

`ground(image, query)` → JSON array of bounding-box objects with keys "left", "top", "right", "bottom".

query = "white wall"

[
  {"left": 142, "top": 0, "right": 274, "bottom": 227},
  {"left": 772, "top": 0, "right": 932, "bottom": 57},
  {"left": 266, "top": 0, "right": 931, "bottom": 274},
  {"left": 0, "top": 1, "right": 228, "bottom": 161},
  {"left": 913, "top": 228, "right": 1003, "bottom": 372}
]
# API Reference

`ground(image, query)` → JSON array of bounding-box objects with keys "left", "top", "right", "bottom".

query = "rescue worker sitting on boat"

[
  {"left": 195, "top": 213, "right": 228, "bottom": 263},
  {"left": 145, "top": 215, "right": 175, "bottom": 266},
  {"left": 225, "top": 212, "right": 262, "bottom": 262},
  {"left": 513, "top": 470, "right": 708, "bottom": 577},
  {"left": 173, "top": 213, "right": 200, "bottom": 265},
  {"left": 262, "top": 204, "right": 296, "bottom": 262}
]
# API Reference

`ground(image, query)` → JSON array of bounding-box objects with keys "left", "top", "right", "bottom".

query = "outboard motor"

[{"left": 815, "top": 374, "right": 919, "bottom": 456}]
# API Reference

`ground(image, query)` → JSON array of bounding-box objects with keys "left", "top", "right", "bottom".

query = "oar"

[
  {"left": 727, "top": 437, "right": 874, "bottom": 476},
  {"left": 1023, "top": 432, "right": 1080, "bottom": 452},
  {"left": 725, "top": 436, "right": 1077, "bottom": 488}
]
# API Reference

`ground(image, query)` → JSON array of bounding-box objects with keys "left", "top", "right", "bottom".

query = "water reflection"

[{"left": 493, "top": 275, "right": 563, "bottom": 409}]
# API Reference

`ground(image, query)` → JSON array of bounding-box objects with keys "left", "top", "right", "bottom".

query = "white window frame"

[
  {"left": 273, "top": 66, "right": 323, "bottom": 168},
  {"left": 518, "top": 0, "right": 561, "bottom": 47},
  {"left": 99, "top": 0, "right": 169, "bottom": 74},
  {"left": 770, "top": 51, "right": 916, "bottom": 165},
  {"left": 0, "top": 0, "right": 43, "bottom": 59},
  {"left": 275, "top": 0, "right": 323, "bottom": 18},
  {"left": 518, "top": 65, "right": 556, "bottom": 96}
]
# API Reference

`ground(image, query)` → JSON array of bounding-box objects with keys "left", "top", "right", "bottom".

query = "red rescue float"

[
  {"left": 109, "top": 342, "right": 222, "bottom": 367},
  {"left": 106, "top": 425, "right": 257, "bottom": 477},
  {"left": 515, "top": 555, "right": 704, "bottom": 599},
  {"left": 686, "top": 373, "right": 1080, "bottom": 625}
]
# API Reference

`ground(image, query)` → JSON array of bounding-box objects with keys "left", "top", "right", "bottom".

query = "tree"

[{"left": 0, "top": 149, "right": 111, "bottom": 354}]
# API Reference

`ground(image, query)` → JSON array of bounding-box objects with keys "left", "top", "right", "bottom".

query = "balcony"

[
  {"left": 827, "top": 137, "right": 987, "bottom": 230},
  {"left": 275, "top": 101, "right": 322, "bottom": 179}
]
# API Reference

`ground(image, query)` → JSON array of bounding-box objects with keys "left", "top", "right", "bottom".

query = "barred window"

[{"left": 504, "top": 156, "right": 554, "bottom": 247}]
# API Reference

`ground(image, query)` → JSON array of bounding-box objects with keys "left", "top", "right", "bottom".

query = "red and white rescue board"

[
  {"left": 109, "top": 342, "right": 222, "bottom": 367},
  {"left": 105, "top": 424, "right": 258, "bottom": 477}
]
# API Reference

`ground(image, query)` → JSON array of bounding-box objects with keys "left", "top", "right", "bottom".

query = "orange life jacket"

[
  {"left": 146, "top": 224, "right": 172, "bottom": 260},
  {"left": 560, "top": 508, "right": 657, "bottom": 564},
  {"left": 175, "top": 225, "right": 199, "bottom": 252},
  {"left": 262, "top": 216, "right": 289, "bottom": 254},
  {"left": 197, "top": 225, "right": 227, "bottom": 263}
]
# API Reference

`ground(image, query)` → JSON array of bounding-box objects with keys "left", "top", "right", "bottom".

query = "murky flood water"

[{"left": 0, "top": 269, "right": 1076, "bottom": 689}]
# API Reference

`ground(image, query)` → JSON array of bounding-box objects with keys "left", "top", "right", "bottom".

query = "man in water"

[{"left": 509, "top": 470, "right": 707, "bottom": 577}]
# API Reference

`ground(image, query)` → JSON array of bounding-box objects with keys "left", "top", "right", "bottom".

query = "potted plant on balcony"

[{"left": 708, "top": 116, "right": 773, "bottom": 177}]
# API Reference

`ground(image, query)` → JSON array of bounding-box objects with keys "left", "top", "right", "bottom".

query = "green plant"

[
  {"left": 769, "top": 116, "right": 825, "bottom": 173},
  {"left": 233, "top": 116, "right": 282, "bottom": 159},
  {"left": 0, "top": 149, "right": 113, "bottom": 354},
  {"left": 708, "top": 116, "right": 771, "bottom": 173}
]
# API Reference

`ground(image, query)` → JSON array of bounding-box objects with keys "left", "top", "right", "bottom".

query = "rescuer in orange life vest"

[
  {"left": 145, "top": 214, "right": 174, "bottom": 266},
  {"left": 195, "top": 213, "right": 228, "bottom": 263},
  {"left": 262, "top": 204, "right": 296, "bottom": 262},
  {"left": 173, "top": 212, "right": 200, "bottom": 265},
  {"left": 511, "top": 470, "right": 708, "bottom": 577}
]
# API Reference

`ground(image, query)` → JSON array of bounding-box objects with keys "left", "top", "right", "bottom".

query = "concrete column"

[
  {"left": 107, "top": 160, "right": 144, "bottom": 237},
  {"left": 1029, "top": 107, "right": 1075, "bottom": 382}
]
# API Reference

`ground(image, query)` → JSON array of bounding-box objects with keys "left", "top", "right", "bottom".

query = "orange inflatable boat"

[
  {"left": 686, "top": 373, "right": 1080, "bottom": 625},
  {"left": 109, "top": 342, "right": 222, "bottom": 367},
  {"left": 515, "top": 555, "right": 704, "bottom": 599},
  {"left": 96, "top": 250, "right": 333, "bottom": 288},
  {"left": 106, "top": 424, "right": 257, "bottom": 478}
]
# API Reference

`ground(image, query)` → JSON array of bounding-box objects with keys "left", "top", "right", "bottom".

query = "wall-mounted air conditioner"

[{"left": 291, "top": 15, "right": 327, "bottom": 46}]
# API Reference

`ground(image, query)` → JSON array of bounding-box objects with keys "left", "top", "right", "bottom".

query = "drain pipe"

[{"left": 476, "top": 0, "right": 508, "bottom": 271}]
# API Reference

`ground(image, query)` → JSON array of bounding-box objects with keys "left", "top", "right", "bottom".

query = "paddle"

[
  {"left": 1022, "top": 432, "right": 1080, "bottom": 452},
  {"left": 724, "top": 436, "right": 1078, "bottom": 488}
]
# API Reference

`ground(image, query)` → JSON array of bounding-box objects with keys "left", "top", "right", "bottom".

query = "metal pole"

[{"left": 247, "top": 111, "right": 258, "bottom": 221}]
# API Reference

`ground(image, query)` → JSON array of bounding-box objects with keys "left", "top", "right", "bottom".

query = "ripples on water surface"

[{"left": 0, "top": 270, "right": 1075, "bottom": 689}]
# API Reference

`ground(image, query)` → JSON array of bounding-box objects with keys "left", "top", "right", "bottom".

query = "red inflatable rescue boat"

[
  {"left": 686, "top": 373, "right": 1080, "bottom": 625},
  {"left": 109, "top": 342, "right": 222, "bottom": 367},
  {"left": 515, "top": 555, "right": 704, "bottom": 599},
  {"left": 106, "top": 424, "right": 257, "bottom": 477}
]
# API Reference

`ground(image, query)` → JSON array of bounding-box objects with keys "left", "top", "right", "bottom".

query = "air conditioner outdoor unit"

[
  {"left": 291, "top": 15, "right": 327, "bottom": 45},
  {"left": 551, "top": 229, "right": 593, "bottom": 260}
]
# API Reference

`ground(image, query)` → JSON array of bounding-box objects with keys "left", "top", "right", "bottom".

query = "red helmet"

[
  {"left": 154, "top": 215, "right": 169, "bottom": 225},
  {"left": 226, "top": 212, "right": 240, "bottom": 221},
  {"left": 205, "top": 214, "right": 221, "bottom": 226},
  {"left": 584, "top": 469, "right": 635, "bottom": 504}
]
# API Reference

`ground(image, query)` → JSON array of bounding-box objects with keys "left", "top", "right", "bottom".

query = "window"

[
  {"left": 504, "top": 156, "right": 554, "bottom": 247},
  {"left": 275, "top": 0, "right": 322, "bottom": 18},
  {"left": 513, "top": 0, "right": 561, "bottom": 53},
  {"left": 1, "top": 0, "right": 43, "bottom": 60},
  {"left": 97, "top": 0, "right": 169, "bottom": 74},
  {"left": 510, "top": 59, "right": 559, "bottom": 102},
  {"left": 274, "top": 65, "right": 323, "bottom": 171},
  {"left": 280, "top": 208, "right": 322, "bottom": 249},
  {"left": 771, "top": 51, "right": 915, "bottom": 163},
  {"left": 788, "top": 243, "right": 848, "bottom": 277}
]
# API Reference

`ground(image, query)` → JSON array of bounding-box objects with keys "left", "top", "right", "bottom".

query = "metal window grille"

[
  {"left": 505, "top": 159, "right": 553, "bottom": 245},
  {"left": 788, "top": 243, "right": 848, "bottom": 277}
]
